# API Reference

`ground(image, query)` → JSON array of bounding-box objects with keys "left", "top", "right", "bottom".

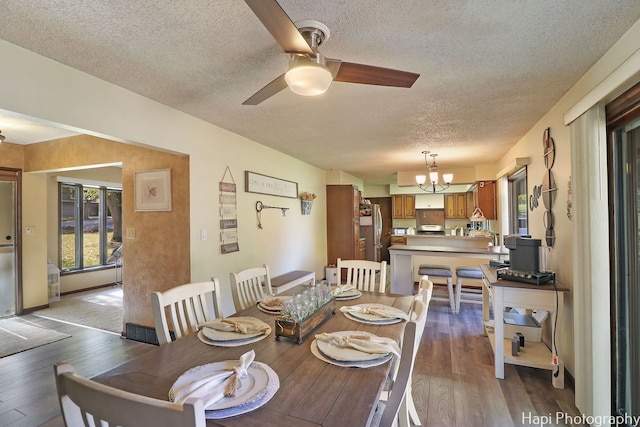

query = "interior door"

[{"left": 0, "top": 169, "right": 20, "bottom": 317}]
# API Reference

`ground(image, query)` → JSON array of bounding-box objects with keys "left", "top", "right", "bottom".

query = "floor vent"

[{"left": 125, "top": 323, "right": 168, "bottom": 345}]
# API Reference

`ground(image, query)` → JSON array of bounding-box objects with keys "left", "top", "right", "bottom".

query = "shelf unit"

[{"left": 480, "top": 264, "right": 568, "bottom": 389}]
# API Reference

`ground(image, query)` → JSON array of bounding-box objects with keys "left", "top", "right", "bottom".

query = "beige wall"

[
  {"left": 0, "top": 39, "right": 328, "bottom": 323},
  {"left": 24, "top": 135, "right": 190, "bottom": 330},
  {"left": 495, "top": 18, "right": 640, "bottom": 418}
]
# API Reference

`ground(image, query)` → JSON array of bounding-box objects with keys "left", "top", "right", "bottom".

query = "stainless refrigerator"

[{"left": 359, "top": 204, "right": 382, "bottom": 262}]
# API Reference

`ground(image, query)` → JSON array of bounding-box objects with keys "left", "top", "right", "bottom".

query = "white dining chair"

[
  {"left": 382, "top": 297, "right": 427, "bottom": 427},
  {"left": 151, "top": 278, "right": 223, "bottom": 346},
  {"left": 336, "top": 258, "right": 387, "bottom": 293},
  {"left": 371, "top": 321, "right": 417, "bottom": 427},
  {"left": 230, "top": 264, "right": 273, "bottom": 312},
  {"left": 408, "top": 275, "right": 433, "bottom": 319},
  {"left": 54, "top": 362, "right": 206, "bottom": 427}
]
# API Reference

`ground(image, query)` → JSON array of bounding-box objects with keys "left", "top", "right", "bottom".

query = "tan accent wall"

[
  {"left": 24, "top": 135, "right": 190, "bottom": 330},
  {"left": 0, "top": 142, "right": 25, "bottom": 168}
]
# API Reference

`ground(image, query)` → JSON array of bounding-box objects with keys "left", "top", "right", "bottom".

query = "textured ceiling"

[{"left": 1, "top": 1, "right": 639, "bottom": 184}]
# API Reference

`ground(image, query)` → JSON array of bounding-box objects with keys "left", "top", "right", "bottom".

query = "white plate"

[
  {"left": 315, "top": 330, "right": 391, "bottom": 362},
  {"left": 169, "top": 361, "right": 272, "bottom": 411},
  {"left": 344, "top": 304, "right": 407, "bottom": 323},
  {"left": 311, "top": 340, "right": 392, "bottom": 368},
  {"left": 257, "top": 295, "right": 291, "bottom": 312},
  {"left": 335, "top": 289, "right": 362, "bottom": 300},
  {"left": 198, "top": 328, "right": 271, "bottom": 347},
  {"left": 343, "top": 311, "right": 401, "bottom": 325},
  {"left": 205, "top": 362, "right": 279, "bottom": 419},
  {"left": 201, "top": 317, "right": 270, "bottom": 341},
  {"left": 257, "top": 304, "right": 280, "bottom": 314}
]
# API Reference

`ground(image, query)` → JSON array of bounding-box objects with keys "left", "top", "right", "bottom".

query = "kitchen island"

[{"left": 388, "top": 244, "right": 507, "bottom": 294}]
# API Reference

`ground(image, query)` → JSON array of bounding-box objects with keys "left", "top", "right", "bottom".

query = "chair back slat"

[
  {"left": 378, "top": 322, "right": 417, "bottom": 427},
  {"left": 54, "top": 362, "right": 206, "bottom": 427},
  {"left": 337, "top": 259, "right": 387, "bottom": 293},
  {"left": 230, "top": 265, "right": 272, "bottom": 311},
  {"left": 151, "top": 279, "right": 223, "bottom": 345}
]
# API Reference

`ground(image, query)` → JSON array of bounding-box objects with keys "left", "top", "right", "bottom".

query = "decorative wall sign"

[
  {"left": 134, "top": 169, "right": 172, "bottom": 211},
  {"left": 220, "top": 167, "right": 239, "bottom": 254},
  {"left": 245, "top": 171, "right": 298, "bottom": 198}
]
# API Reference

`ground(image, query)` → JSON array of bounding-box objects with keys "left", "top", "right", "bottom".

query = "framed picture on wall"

[{"left": 134, "top": 169, "right": 172, "bottom": 211}]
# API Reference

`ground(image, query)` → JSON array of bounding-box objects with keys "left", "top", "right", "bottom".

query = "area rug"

[
  {"left": 0, "top": 317, "right": 71, "bottom": 358},
  {"left": 32, "top": 287, "right": 123, "bottom": 334}
]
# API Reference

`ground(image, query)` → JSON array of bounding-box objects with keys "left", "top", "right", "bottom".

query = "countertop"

[
  {"left": 389, "top": 244, "right": 507, "bottom": 256},
  {"left": 397, "top": 234, "right": 492, "bottom": 240}
]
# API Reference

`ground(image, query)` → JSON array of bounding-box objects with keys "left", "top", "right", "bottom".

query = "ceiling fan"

[{"left": 242, "top": 0, "right": 420, "bottom": 105}]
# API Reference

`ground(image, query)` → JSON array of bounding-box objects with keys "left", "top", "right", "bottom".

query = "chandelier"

[{"left": 415, "top": 151, "right": 453, "bottom": 193}]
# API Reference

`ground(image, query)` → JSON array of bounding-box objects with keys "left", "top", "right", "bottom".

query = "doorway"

[{"left": 0, "top": 169, "right": 21, "bottom": 317}]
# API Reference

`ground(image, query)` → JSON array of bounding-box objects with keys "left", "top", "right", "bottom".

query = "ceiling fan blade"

[
  {"left": 245, "top": 0, "right": 315, "bottom": 56},
  {"left": 242, "top": 73, "right": 288, "bottom": 105},
  {"left": 333, "top": 62, "right": 419, "bottom": 88}
]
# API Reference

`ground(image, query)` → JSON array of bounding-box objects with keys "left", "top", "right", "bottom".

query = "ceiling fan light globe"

[
  {"left": 429, "top": 171, "right": 439, "bottom": 184},
  {"left": 442, "top": 173, "right": 453, "bottom": 184},
  {"left": 416, "top": 175, "right": 426, "bottom": 185},
  {"left": 285, "top": 63, "right": 333, "bottom": 96}
]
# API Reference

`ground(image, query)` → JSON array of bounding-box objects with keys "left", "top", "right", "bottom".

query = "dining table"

[{"left": 92, "top": 286, "right": 414, "bottom": 427}]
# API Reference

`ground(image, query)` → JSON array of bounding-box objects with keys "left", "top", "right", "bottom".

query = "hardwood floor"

[
  {"left": 0, "top": 299, "right": 582, "bottom": 426},
  {"left": 0, "top": 314, "right": 154, "bottom": 427},
  {"left": 413, "top": 299, "right": 584, "bottom": 427}
]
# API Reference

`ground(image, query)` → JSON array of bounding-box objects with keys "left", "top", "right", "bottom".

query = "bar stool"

[
  {"left": 455, "top": 266, "right": 483, "bottom": 313},
  {"left": 418, "top": 264, "right": 455, "bottom": 313}
]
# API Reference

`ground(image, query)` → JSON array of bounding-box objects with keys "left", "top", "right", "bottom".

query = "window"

[
  {"left": 59, "top": 182, "right": 122, "bottom": 272},
  {"left": 508, "top": 168, "right": 528, "bottom": 235}
]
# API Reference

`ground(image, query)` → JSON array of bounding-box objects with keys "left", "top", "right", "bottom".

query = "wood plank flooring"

[{"left": 0, "top": 299, "right": 583, "bottom": 426}]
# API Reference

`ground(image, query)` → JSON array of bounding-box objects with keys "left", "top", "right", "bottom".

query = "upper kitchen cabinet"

[
  {"left": 473, "top": 180, "right": 497, "bottom": 220},
  {"left": 444, "top": 193, "right": 468, "bottom": 219},
  {"left": 392, "top": 194, "right": 415, "bottom": 219}
]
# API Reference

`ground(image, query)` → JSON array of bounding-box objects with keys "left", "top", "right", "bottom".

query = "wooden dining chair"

[
  {"left": 54, "top": 362, "right": 206, "bottom": 427},
  {"left": 151, "top": 278, "right": 223, "bottom": 345},
  {"left": 230, "top": 264, "right": 273, "bottom": 312},
  {"left": 371, "top": 321, "right": 417, "bottom": 427},
  {"left": 336, "top": 258, "right": 387, "bottom": 293}
]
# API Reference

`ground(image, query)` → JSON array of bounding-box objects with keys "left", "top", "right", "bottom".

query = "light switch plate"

[{"left": 126, "top": 228, "right": 135, "bottom": 239}]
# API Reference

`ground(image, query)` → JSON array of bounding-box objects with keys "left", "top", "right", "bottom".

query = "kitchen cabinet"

[
  {"left": 444, "top": 193, "right": 468, "bottom": 219},
  {"left": 474, "top": 180, "right": 497, "bottom": 220},
  {"left": 392, "top": 195, "right": 415, "bottom": 219},
  {"left": 391, "top": 236, "right": 407, "bottom": 245},
  {"left": 327, "top": 185, "right": 362, "bottom": 265},
  {"left": 466, "top": 191, "right": 475, "bottom": 218}
]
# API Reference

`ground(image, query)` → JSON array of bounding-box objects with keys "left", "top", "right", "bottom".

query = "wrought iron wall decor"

[{"left": 541, "top": 128, "right": 557, "bottom": 247}]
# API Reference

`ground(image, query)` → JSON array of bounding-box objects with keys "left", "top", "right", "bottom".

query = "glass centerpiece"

[{"left": 275, "top": 282, "right": 335, "bottom": 344}]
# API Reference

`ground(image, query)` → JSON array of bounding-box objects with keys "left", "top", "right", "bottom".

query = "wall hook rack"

[{"left": 256, "top": 201, "right": 289, "bottom": 229}]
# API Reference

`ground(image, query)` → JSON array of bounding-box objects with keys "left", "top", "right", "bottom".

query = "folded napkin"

[
  {"left": 201, "top": 318, "right": 270, "bottom": 335},
  {"left": 259, "top": 295, "right": 284, "bottom": 308},
  {"left": 332, "top": 284, "right": 356, "bottom": 296},
  {"left": 340, "top": 305, "right": 409, "bottom": 321},
  {"left": 172, "top": 350, "right": 255, "bottom": 408},
  {"left": 315, "top": 333, "right": 401, "bottom": 358}
]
